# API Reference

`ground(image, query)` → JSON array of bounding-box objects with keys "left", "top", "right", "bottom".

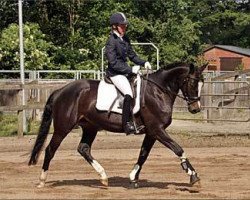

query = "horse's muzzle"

[{"left": 188, "top": 101, "right": 201, "bottom": 114}]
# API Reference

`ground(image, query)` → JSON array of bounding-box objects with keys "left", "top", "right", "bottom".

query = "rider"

[{"left": 105, "top": 12, "right": 152, "bottom": 135}]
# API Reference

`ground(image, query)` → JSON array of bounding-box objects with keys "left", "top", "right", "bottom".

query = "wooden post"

[
  {"left": 208, "top": 78, "right": 213, "bottom": 123},
  {"left": 17, "top": 90, "right": 23, "bottom": 137},
  {"left": 204, "top": 77, "right": 212, "bottom": 122},
  {"left": 17, "top": 109, "right": 23, "bottom": 137}
]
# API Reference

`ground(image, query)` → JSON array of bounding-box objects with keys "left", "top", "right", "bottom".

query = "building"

[{"left": 203, "top": 45, "right": 250, "bottom": 71}]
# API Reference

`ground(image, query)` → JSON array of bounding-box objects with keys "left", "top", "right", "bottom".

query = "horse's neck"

[
  {"left": 149, "top": 70, "right": 180, "bottom": 96},
  {"left": 144, "top": 72, "right": 178, "bottom": 112}
]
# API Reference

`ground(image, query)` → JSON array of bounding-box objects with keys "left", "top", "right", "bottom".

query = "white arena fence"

[{"left": 0, "top": 69, "right": 249, "bottom": 137}]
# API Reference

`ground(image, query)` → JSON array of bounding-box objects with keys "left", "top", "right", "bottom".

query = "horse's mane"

[
  {"left": 147, "top": 62, "right": 189, "bottom": 85},
  {"left": 162, "top": 62, "right": 189, "bottom": 70},
  {"left": 149, "top": 62, "right": 189, "bottom": 77}
]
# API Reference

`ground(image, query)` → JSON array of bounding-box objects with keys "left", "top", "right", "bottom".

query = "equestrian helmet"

[{"left": 109, "top": 12, "right": 128, "bottom": 26}]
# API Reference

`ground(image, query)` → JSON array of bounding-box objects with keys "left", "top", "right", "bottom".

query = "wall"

[{"left": 203, "top": 48, "right": 250, "bottom": 71}]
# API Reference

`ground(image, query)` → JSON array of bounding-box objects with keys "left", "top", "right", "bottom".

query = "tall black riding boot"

[{"left": 122, "top": 95, "right": 136, "bottom": 135}]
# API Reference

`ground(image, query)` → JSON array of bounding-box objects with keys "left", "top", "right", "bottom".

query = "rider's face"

[{"left": 117, "top": 24, "right": 127, "bottom": 36}]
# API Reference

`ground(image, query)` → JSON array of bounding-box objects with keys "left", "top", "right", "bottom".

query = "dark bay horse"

[{"left": 28, "top": 62, "right": 207, "bottom": 188}]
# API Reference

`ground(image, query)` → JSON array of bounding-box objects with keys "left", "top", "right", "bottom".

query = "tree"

[
  {"left": 0, "top": 23, "right": 56, "bottom": 71},
  {"left": 134, "top": 0, "right": 202, "bottom": 64},
  {"left": 1, "top": 0, "right": 250, "bottom": 72},
  {"left": 0, "top": 1, "right": 18, "bottom": 31},
  {"left": 189, "top": 0, "right": 250, "bottom": 48}
]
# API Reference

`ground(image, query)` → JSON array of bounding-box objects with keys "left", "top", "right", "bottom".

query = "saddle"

[{"left": 95, "top": 74, "right": 142, "bottom": 115}]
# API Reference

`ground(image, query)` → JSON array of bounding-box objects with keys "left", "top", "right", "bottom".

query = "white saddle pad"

[{"left": 96, "top": 75, "right": 141, "bottom": 114}]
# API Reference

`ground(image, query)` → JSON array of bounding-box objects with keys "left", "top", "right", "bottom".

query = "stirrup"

[
  {"left": 124, "top": 122, "right": 136, "bottom": 135},
  {"left": 134, "top": 123, "right": 145, "bottom": 135},
  {"left": 125, "top": 121, "right": 145, "bottom": 135}
]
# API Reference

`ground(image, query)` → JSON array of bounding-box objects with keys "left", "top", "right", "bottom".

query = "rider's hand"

[
  {"left": 132, "top": 65, "right": 140, "bottom": 74},
  {"left": 144, "top": 61, "right": 152, "bottom": 70}
]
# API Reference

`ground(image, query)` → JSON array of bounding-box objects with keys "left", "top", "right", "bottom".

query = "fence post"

[
  {"left": 17, "top": 90, "right": 23, "bottom": 137},
  {"left": 208, "top": 78, "right": 213, "bottom": 123},
  {"left": 204, "top": 77, "right": 212, "bottom": 122}
]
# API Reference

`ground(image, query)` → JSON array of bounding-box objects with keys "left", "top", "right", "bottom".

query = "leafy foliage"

[
  {"left": 0, "top": 0, "right": 249, "bottom": 71},
  {"left": 0, "top": 23, "right": 56, "bottom": 70}
]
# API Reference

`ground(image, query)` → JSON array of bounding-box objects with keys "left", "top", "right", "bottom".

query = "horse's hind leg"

[
  {"left": 154, "top": 128, "right": 200, "bottom": 186},
  {"left": 77, "top": 127, "right": 108, "bottom": 186},
  {"left": 38, "top": 132, "right": 68, "bottom": 188},
  {"left": 129, "top": 134, "right": 156, "bottom": 188}
]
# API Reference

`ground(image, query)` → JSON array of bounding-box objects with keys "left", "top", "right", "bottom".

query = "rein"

[{"left": 141, "top": 75, "right": 200, "bottom": 104}]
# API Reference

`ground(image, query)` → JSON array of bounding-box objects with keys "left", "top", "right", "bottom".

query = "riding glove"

[
  {"left": 132, "top": 65, "right": 141, "bottom": 74},
  {"left": 144, "top": 61, "right": 152, "bottom": 70}
]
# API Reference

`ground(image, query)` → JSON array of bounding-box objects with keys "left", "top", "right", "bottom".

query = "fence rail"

[
  {"left": 0, "top": 69, "right": 102, "bottom": 82},
  {"left": 1, "top": 70, "right": 250, "bottom": 136},
  {"left": 0, "top": 104, "right": 44, "bottom": 112},
  {"left": 1, "top": 69, "right": 249, "bottom": 81}
]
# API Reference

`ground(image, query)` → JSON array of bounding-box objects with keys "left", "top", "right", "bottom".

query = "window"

[{"left": 220, "top": 57, "right": 242, "bottom": 71}]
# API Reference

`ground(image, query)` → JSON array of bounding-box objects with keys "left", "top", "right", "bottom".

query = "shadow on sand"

[{"left": 47, "top": 176, "right": 199, "bottom": 193}]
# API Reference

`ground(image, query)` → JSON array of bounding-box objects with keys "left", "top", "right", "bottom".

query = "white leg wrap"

[
  {"left": 180, "top": 152, "right": 187, "bottom": 161},
  {"left": 180, "top": 153, "right": 196, "bottom": 176},
  {"left": 40, "top": 170, "right": 47, "bottom": 181},
  {"left": 187, "top": 168, "right": 193, "bottom": 176},
  {"left": 129, "top": 164, "right": 140, "bottom": 181},
  {"left": 37, "top": 170, "right": 47, "bottom": 188},
  {"left": 91, "top": 160, "right": 108, "bottom": 180}
]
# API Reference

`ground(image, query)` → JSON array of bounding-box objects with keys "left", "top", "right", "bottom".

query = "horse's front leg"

[
  {"left": 129, "top": 134, "right": 156, "bottom": 188},
  {"left": 155, "top": 127, "right": 200, "bottom": 186}
]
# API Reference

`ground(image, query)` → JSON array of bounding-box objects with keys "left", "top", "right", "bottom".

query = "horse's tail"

[{"left": 28, "top": 92, "right": 54, "bottom": 166}]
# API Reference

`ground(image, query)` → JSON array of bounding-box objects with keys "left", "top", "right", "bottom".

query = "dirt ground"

[{"left": 0, "top": 120, "right": 250, "bottom": 199}]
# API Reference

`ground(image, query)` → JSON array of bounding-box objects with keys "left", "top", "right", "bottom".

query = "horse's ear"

[{"left": 198, "top": 62, "right": 208, "bottom": 73}]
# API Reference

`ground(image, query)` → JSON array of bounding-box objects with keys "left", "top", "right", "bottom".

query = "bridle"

[
  {"left": 141, "top": 75, "right": 203, "bottom": 105},
  {"left": 181, "top": 76, "right": 203, "bottom": 105}
]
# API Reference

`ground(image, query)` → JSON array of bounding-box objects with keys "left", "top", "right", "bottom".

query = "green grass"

[
  {"left": 0, "top": 113, "right": 45, "bottom": 137},
  {"left": 0, "top": 111, "right": 204, "bottom": 137},
  {"left": 26, "top": 118, "right": 41, "bottom": 135},
  {"left": 0, "top": 114, "right": 18, "bottom": 136}
]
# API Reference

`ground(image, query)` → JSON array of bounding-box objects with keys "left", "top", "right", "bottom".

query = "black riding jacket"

[{"left": 105, "top": 32, "right": 146, "bottom": 77}]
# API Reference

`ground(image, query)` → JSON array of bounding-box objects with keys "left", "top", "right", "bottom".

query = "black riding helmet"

[{"left": 109, "top": 12, "right": 129, "bottom": 26}]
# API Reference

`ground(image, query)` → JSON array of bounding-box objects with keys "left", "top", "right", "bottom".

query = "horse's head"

[
  {"left": 149, "top": 62, "right": 207, "bottom": 114},
  {"left": 179, "top": 63, "right": 208, "bottom": 114}
]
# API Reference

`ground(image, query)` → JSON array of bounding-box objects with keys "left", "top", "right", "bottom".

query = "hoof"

[
  {"left": 129, "top": 181, "right": 139, "bottom": 189},
  {"left": 100, "top": 178, "right": 108, "bottom": 187},
  {"left": 192, "top": 179, "right": 201, "bottom": 189},
  {"left": 37, "top": 181, "right": 45, "bottom": 188},
  {"left": 190, "top": 174, "right": 200, "bottom": 186}
]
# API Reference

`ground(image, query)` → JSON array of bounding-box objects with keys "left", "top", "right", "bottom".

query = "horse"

[{"left": 28, "top": 62, "right": 207, "bottom": 188}]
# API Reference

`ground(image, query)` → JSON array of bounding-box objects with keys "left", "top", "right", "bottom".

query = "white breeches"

[{"left": 110, "top": 75, "right": 133, "bottom": 97}]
